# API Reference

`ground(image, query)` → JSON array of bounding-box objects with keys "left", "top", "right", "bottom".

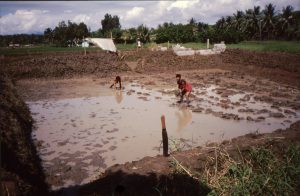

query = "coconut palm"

[
  {"left": 121, "top": 29, "right": 130, "bottom": 45},
  {"left": 244, "top": 6, "right": 263, "bottom": 39},
  {"left": 215, "top": 17, "right": 226, "bottom": 30},
  {"left": 232, "top": 10, "right": 246, "bottom": 32},
  {"left": 263, "top": 3, "right": 276, "bottom": 39},
  {"left": 279, "top": 5, "right": 294, "bottom": 38}
]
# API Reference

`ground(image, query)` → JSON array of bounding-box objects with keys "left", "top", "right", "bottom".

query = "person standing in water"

[{"left": 110, "top": 76, "right": 122, "bottom": 89}]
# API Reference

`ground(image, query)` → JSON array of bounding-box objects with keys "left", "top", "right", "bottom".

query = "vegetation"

[
  {"left": 0, "top": 45, "right": 101, "bottom": 56},
  {"left": 1, "top": 2, "right": 299, "bottom": 47},
  {"left": 1, "top": 40, "right": 299, "bottom": 57},
  {"left": 44, "top": 20, "right": 89, "bottom": 47},
  {"left": 0, "top": 34, "right": 44, "bottom": 47},
  {"left": 170, "top": 144, "right": 300, "bottom": 195},
  {"left": 227, "top": 40, "right": 300, "bottom": 53}
]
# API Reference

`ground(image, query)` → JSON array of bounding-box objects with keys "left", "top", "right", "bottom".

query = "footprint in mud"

[
  {"left": 107, "top": 137, "right": 116, "bottom": 140},
  {"left": 155, "top": 96, "right": 162, "bottom": 99},
  {"left": 94, "top": 144, "right": 103, "bottom": 148},
  {"left": 138, "top": 96, "right": 149, "bottom": 101},
  {"left": 89, "top": 113, "right": 96, "bottom": 118},
  {"left": 109, "top": 146, "right": 117, "bottom": 151},
  {"left": 106, "top": 128, "right": 119, "bottom": 133},
  {"left": 121, "top": 136, "right": 129, "bottom": 142},
  {"left": 57, "top": 139, "right": 69, "bottom": 146},
  {"left": 101, "top": 139, "right": 109, "bottom": 145}
]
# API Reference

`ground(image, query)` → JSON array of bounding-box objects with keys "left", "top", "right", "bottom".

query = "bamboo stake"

[{"left": 161, "top": 115, "right": 169, "bottom": 157}]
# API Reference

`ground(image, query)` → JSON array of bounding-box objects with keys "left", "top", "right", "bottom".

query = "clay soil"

[{"left": 1, "top": 48, "right": 300, "bottom": 195}]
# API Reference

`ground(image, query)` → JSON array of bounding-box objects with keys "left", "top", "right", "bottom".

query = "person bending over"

[
  {"left": 178, "top": 79, "right": 192, "bottom": 103},
  {"left": 176, "top": 74, "right": 183, "bottom": 96},
  {"left": 110, "top": 76, "right": 122, "bottom": 89}
]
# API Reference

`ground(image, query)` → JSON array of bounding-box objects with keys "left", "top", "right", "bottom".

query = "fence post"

[{"left": 161, "top": 115, "right": 169, "bottom": 157}]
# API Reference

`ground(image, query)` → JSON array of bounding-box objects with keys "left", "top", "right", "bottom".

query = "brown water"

[{"left": 28, "top": 82, "right": 299, "bottom": 190}]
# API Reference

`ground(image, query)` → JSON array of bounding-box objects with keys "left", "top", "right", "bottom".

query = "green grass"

[
  {"left": 117, "top": 41, "right": 300, "bottom": 53},
  {"left": 1, "top": 41, "right": 299, "bottom": 56},
  {"left": 0, "top": 45, "right": 101, "bottom": 56},
  {"left": 170, "top": 144, "right": 300, "bottom": 195},
  {"left": 116, "top": 42, "right": 208, "bottom": 50},
  {"left": 227, "top": 40, "right": 300, "bottom": 53}
]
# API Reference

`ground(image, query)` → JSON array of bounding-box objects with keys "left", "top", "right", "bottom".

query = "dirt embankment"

[
  {"left": 0, "top": 77, "right": 49, "bottom": 195},
  {"left": 0, "top": 51, "right": 130, "bottom": 79},
  {"left": 124, "top": 49, "right": 300, "bottom": 87}
]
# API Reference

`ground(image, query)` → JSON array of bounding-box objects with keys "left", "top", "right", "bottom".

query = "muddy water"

[{"left": 28, "top": 82, "right": 300, "bottom": 190}]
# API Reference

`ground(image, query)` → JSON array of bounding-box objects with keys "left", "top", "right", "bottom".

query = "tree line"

[{"left": 0, "top": 3, "right": 299, "bottom": 47}]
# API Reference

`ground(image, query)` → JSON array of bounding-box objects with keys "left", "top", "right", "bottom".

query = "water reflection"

[
  {"left": 114, "top": 89, "right": 123, "bottom": 104},
  {"left": 175, "top": 106, "right": 193, "bottom": 133}
]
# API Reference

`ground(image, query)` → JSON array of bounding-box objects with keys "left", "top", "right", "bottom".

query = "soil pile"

[
  {"left": 0, "top": 51, "right": 130, "bottom": 79},
  {"left": 0, "top": 76, "right": 48, "bottom": 195},
  {"left": 125, "top": 49, "right": 300, "bottom": 87}
]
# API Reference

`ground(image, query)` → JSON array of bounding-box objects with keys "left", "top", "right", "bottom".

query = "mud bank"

[
  {"left": 17, "top": 71, "right": 300, "bottom": 191},
  {"left": 0, "top": 77, "right": 48, "bottom": 195},
  {"left": 0, "top": 51, "right": 130, "bottom": 79},
  {"left": 74, "top": 121, "right": 300, "bottom": 195},
  {"left": 1, "top": 48, "right": 300, "bottom": 195}
]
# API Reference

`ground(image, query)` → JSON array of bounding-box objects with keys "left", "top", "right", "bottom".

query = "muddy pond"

[{"left": 26, "top": 80, "right": 299, "bottom": 190}]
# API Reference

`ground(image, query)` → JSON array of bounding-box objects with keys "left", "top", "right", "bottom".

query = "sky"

[{"left": 0, "top": 0, "right": 300, "bottom": 35}]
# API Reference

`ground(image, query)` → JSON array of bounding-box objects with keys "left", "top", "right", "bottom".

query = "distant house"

[{"left": 9, "top": 42, "right": 20, "bottom": 48}]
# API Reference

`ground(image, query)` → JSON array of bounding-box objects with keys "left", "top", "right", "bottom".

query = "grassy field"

[
  {"left": 0, "top": 45, "right": 101, "bottom": 56},
  {"left": 1, "top": 41, "right": 299, "bottom": 56},
  {"left": 117, "top": 41, "right": 300, "bottom": 53},
  {"left": 171, "top": 144, "right": 300, "bottom": 195},
  {"left": 227, "top": 40, "right": 300, "bottom": 53}
]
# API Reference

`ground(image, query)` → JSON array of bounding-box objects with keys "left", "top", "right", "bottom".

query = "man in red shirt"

[{"left": 176, "top": 74, "right": 192, "bottom": 103}]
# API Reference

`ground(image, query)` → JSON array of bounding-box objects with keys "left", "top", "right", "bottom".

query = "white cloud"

[
  {"left": 0, "top": 0, "right": 300, "bottom": 34},
  {"left": 0, "top": 9, "right": 50, "bottom": 34},
  {"left": 125, "top": 7, "right": 144, "bottom": 20},
  {"left": 167, "top": 0, "right": 199, "bottom": 11},
  {"left": 73, "top": 14, "right": 91, "bottom": 24}
]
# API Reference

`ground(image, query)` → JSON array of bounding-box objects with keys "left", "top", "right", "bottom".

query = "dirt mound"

[
  {"left": 124, "top": 50, "right": 222, "bottom": 72},
  {"left": 124, "top": 49, "right": 300, "bottom": 87},
  {"left": 221, "top": 49, "right": 300, "bottom": 73},
  {"left": 1, "top": 51, "right": 130, "bottom": 79},
  {"left": 0, "top": 76, "right": 48, "bottom": 195}
]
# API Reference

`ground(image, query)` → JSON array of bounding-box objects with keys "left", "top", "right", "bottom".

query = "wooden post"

[
  {"left": 161, "top": 115, "right": 169, "bottom": 157},
  {"left": 207, "top": 39, "right": 209, "bottom": 49}
]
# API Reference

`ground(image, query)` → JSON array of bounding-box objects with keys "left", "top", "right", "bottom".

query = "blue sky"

[{"left": 1, "top": 0, "right": 299, "bottom": 35}]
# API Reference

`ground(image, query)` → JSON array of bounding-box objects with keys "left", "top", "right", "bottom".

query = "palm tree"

[
  {"left": 244, "top": 6, "right": 263, "bottom": 40},
  {"left": 263, "top": 3, "right": 276, "bottom": 39},
  {"left": 121, "top": 29, "right": 130, "bottom": 45},
  {"left": 280, "top": 5, "right": 294, "bottom": 38},
  {"left": 216, "top": 17, "right": 226, "bottom": 30},
  {"left": 232, "top": 10, "right": 246, "bottom": 32},
  {"left": 225, "top": 16, "right": 233, "bottom": 31},
  {"left": 137, "top": 24, "right": 150, "bottom": 43}
]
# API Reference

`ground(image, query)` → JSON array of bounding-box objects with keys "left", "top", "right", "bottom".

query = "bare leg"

[{"left": 185, "top": 91, "right": 191, "bottom": 103}]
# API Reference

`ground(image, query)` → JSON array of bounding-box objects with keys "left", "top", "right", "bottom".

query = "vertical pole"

[
  {"left": 168, "top": 41, "right": 170, "bottom": 49},
  {"left": 207, "top": 39, "right": 210, "bottom": 49},
  {"left": 161, "top": 115, "right": 168, "bottom": 157},
  {"left": 84, "top": 47, "right": 86, "bottom": 56}
]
